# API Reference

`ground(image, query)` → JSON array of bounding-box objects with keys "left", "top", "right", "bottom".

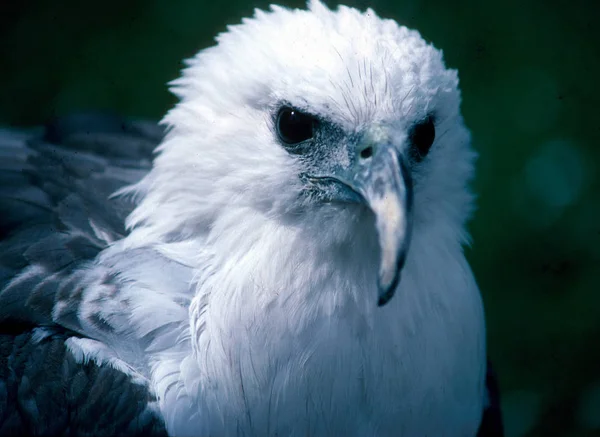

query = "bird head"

[{"left": 127, "top": 0, "right": 476, "bottom": 307}]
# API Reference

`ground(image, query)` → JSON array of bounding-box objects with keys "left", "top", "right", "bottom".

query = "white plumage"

[{"left": 0, "top": 1, "right": 491, "bottom": 436}]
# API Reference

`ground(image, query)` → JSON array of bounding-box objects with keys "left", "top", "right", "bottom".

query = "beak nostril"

[{"left": 360, "top": 146, "right": 373, "bottom": 159}]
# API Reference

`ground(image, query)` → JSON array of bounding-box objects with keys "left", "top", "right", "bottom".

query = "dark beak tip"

[
  {"left": 376, "top": 275, "right": 400, "bottom": 307},
  {"left": 377, "top": 294, "right": 393, "bottom": 307}
]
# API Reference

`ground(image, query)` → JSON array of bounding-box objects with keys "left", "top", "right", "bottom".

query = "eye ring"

[
  {"left": 276, "top": 107, "right": 316, "bottom": 146},
  {"left": 409, "top": 115, "right": 436, "bottom": 162}
]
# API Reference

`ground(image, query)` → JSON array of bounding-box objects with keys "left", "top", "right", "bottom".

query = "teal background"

[{"left": 1, "top": 0, "right": 599, "bottom": 435}]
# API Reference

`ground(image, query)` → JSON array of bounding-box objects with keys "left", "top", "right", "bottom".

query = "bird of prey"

[{"left": 0, "top": 1, "right": 503, "bottom": 436}]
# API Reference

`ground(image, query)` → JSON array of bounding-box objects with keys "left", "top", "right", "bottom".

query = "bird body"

[{"left": 0, "top": 1, "right": 501, "bottom": 436}]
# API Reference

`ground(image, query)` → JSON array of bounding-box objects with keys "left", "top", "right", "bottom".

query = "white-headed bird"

[{"left": 0, "top": 1, "right": 503, "bottom": 436}]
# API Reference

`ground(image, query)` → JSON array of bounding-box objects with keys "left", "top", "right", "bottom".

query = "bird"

[{"left": 0, "top": 0, "right": 504, "bottom": 436}]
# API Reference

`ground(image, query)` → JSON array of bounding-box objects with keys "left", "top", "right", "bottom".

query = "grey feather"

[
  {"left": 0, "top": 326, "right": 167, "bottom": 436},
  {"left": 0, "top": 112, "right": 168, "bottom": 436}
]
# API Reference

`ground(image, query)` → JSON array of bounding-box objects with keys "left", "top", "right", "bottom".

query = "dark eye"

[
  {"left": 409, "top": 115, "right": 436, "bottom": 162},
  {"left": 276, "top": 107, "right": 315, "bottom": 145}
]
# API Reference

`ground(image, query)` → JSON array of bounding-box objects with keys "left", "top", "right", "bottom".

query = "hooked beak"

[{"left": 304, "top": 138, "right": 413, "bottom": 307}]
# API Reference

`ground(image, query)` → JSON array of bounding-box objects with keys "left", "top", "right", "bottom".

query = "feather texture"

[
  {"left": 0, "top": 113, "right": 169, "bottom": 435},
  {"left": 0, "top": 325, "right": 166, "bottom": 436}
]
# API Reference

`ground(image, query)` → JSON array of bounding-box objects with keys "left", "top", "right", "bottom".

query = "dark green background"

[{"left": 1, "top": 0, "right": 599, "bottom": 435}]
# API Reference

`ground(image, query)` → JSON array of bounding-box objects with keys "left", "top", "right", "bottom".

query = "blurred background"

[{"left": 0, "top": 0, "right": 598, "bottom": 435}]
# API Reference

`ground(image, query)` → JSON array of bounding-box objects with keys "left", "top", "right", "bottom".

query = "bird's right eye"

[{"left": 276, "top": 107, "right": 316, "bottom": 146}]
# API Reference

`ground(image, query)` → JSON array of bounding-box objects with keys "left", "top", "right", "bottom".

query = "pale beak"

[{"left": 304, "top": 139, "right": 412, "bottom": 306}]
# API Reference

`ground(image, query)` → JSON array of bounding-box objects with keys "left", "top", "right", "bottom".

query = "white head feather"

[{"left": 118, "top": 1, "right": 485, "bottom": 436}]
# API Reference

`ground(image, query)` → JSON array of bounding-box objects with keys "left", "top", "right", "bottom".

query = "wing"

[
  {"left": 477, "top": 359, "right": 504, "bottom": 437},
  {"left": 0, "top": 112, "right": 169, "bottom": 436},
  {"left": 0, "top": 325, "right": 166, "bottom": 436}
]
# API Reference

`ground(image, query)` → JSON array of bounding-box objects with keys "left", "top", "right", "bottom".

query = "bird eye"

[
  {"left": 409, "top": 115, "right": 436, "bottom": 162},
  {"left": 276, "top": 107, "right": 316, "bottom": 146}
]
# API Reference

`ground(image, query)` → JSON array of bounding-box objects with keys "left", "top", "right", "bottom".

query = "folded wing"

[{"left": 0, "top": 113, "right": 169, "bottom": 436}]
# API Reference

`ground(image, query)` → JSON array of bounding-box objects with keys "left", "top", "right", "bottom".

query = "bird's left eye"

[
  {"left": 276, "top": 107, "right": 316, "bottom": 146},
  {"left": 409, "top": 115, "right": 436, "bottom": 162}
]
